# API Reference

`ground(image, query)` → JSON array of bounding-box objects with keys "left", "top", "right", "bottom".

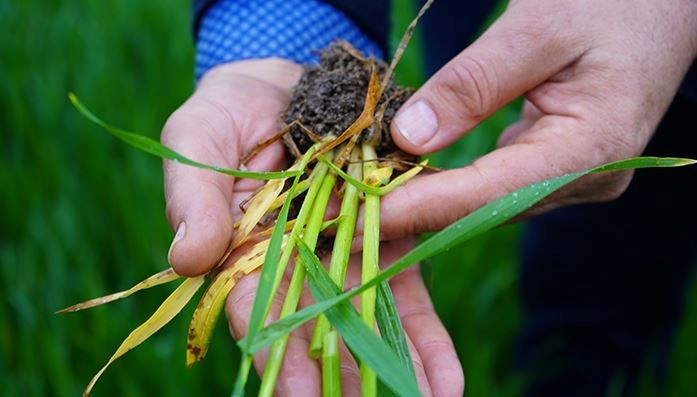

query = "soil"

[{"left": 282, "top": 41, "right": 413, "bottom": 156}]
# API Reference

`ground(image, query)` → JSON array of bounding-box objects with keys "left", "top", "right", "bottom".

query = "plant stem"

[
  {"left": 360, "top": 143, "right": 380, "bottom": 397},
  {"left": 309, "top": 149, "right": 362, "bottom": 358},
  {"left": 321, "top": 331, "right": 341, "bottom": 397},
  {"left": 259, "top": 155, "right": 337, "bottom": 397}
]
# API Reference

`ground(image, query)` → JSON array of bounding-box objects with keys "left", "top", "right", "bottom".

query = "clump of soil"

[{"left": 282, "top": 42, "right": 413, "bottom": 156}]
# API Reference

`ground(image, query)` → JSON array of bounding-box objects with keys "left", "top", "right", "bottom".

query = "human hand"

[
  {"left": 163, "top": 58, "right": 303, "bottom": 276},
  {"left": 161, "top": 60, "right": 462, "bottom": 396},
  {"left": 380, "top": 0, "right": 697, "bottom": 239}
]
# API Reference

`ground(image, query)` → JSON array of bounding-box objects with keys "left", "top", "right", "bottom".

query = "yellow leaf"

[
  {"left": 84, "top": 276, "right": 205, "bottom": 396},
  {"left": 186, "top": 238, "right": 282, "bottom": 366},
  {"left": 364, "top": 166, "right": 393, "bottom": 187},
  {"left": 233, "top": 179, "right": 285, "bottom": 248},
  {"left": 56, "top": 268, "right": 180, "bottom": 313}
]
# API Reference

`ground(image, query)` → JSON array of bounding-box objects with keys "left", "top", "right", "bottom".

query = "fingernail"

[
  {"left": 167, "top": 222, "right": 186, "bottom": 264},
  {"left": 394, "top": 99, "right": 438, "bottom": 146}
]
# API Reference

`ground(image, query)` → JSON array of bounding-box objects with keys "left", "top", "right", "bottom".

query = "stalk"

[
  {"left": 359, "top": 143, "right": 380, "bottom": 397},
  {"left": 321, "top": 331, "right": 341, "bottom": 397},
  {"left": 259, "top": 153, "right": 337, "bottom": 397},
  {"left": 266, "top": 157, "right": 329, "bottom": 321},
  {"left": 309, "top": 149, "right": 363, "bottom": 358}
]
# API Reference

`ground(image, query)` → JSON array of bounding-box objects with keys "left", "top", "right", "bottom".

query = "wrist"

[{"left": 201, "top": 58, "right": 304, "bottom": 92}]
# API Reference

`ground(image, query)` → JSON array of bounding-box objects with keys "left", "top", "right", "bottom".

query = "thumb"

[
  {"left": 161, "top": 97, "right": 240, "bottom": 277},
  {"left": 391, "top": 2, "right": 586, "bottom": 154}
]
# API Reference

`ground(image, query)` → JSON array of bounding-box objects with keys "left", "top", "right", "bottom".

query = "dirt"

[{"left": 281, "top": 41, "right": 413, "bottom": 156}]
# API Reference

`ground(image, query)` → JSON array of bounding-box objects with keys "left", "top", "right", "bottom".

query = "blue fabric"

[{"left": 195, "top": 0, "right": 383, "bottom": 80}]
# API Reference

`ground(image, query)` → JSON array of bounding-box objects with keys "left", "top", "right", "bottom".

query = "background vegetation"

[{"left": 1, "top": 1, "right": 695, "bottom": 396}]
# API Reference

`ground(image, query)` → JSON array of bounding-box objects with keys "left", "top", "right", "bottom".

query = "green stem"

[
  {"left": 259, "top": 155, "right": 337, "bottom": 397},
  {"left": 360, "top": 143, "right": 380, "bottom": 397},
  {"left": 322, "top": 331, "right": 342, "bottom": 397},
  {"left": 309, "top": 149, "right": 362, "bottom": 358}
]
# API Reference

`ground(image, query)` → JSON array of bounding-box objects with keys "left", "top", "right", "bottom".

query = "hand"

[
  {"left": 380, "top": 0, "right": 697, "bottom": 240},
  {"left": 161, "top": 60, "right": 463, "bottom": 396},
  {"left": 163, "top": 58, "right": 302, "bottom": 276}
]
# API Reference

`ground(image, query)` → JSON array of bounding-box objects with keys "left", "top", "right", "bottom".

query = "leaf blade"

[
  {"left": 242, "top": 157, "right": 695, "bottom": 351},
  {"left": 69, "top": 93, "right": 298, "bottom": 180},
  {"left": 376, "top": 281, "right": 415, "bottom": 376},
  {"left": 84, "top": 276, "right": 205, "bottom": 396},
  {"left": 186, "top": 239, "right": 277, "bottom": 366},
  {"left": 295, "top": 239, "right": 421, "bottom": 397},
  {"left": 56, "top": 268, "right": 180, "bottom": 313}
]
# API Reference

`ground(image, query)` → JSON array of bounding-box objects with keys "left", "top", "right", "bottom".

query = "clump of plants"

[{"left": 61, "top": 1, "right": 696, "bottom": 395}]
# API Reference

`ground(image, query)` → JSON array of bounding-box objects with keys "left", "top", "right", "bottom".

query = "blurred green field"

[{"left": 1, "top": 1, "right": 696, "bottom": 396}]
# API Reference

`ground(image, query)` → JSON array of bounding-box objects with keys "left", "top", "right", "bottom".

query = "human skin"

[
  {"left": 161, "top": 60, "right": 462, "bottom": 397},
  {"left": 163, "top": 0, "right": 696, "bottom": 394},
  {"left": 382, "top": 0, "right": 697, "bottom": 239}
]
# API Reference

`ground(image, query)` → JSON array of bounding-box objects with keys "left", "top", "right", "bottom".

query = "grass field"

[{"left": 1, "top": 1, "right": 696, "bottom": 396}]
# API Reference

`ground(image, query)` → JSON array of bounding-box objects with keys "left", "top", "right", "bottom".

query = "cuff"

[{"left": 195, "top": 0, "right": 384, "bottom": 80}]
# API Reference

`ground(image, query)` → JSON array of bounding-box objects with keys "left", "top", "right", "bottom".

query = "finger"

[
  {"left": 336, "top": 337, "right": 361, "bottom": 397},
  {"left": 390, "top": 0, "right": 590, "bottom": 154},
  {"left": 162, "top": 94, "right": 240, "bottom": 276},
  {"left": 163, "top": 62, "right": 297, "bottom": 276},
  {"left": 390, "top": 266, "right": 463, "bottom": 397},
  {"left": 379, "top": 114, "right": 633, "bottom": 240}
]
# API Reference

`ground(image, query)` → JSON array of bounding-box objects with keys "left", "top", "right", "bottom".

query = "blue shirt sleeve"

[{"left": 195, "top": 0, "right": 384, "bottom": 80}]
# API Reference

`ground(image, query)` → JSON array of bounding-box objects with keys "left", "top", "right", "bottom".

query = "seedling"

[{"left": 61, "top": 0, "right": 696, "bottom": 395}]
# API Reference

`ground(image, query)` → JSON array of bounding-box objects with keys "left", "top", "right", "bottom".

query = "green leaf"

[
  {"left": 241, "top": 157, "right": 695, "bottom": 351},
  {"left": 295, "top": 238, "right": 421, "bottom": 397},
  {"left": 232, "top": 144, "right": 318, "bottom": 396},
  {"left": 376, "top": 281, "right": 415, "bottom": 377},
  {"left": 320, "top": 155, "right": 426, "bottom": 196},
  {"left": 69, "top": 93, "right": 299, "bottom": 180}
]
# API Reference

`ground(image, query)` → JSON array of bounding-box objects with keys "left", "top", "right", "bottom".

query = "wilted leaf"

[
  {"left": 84, "top": 276, "right": 205, "bottom": 396},
  {"left": 233, "top": 179, "right": 285, "bottom": 248},
  {"left": 186, "top": 238, "right": 284, "bottom": 366},
  {"left": 57, "top": 268, "right": 180, "bottom": 313}
]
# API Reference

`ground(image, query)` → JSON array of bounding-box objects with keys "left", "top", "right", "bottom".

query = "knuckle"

[{"left": 431, "top": 55, "right": 497, "bottom": 120}]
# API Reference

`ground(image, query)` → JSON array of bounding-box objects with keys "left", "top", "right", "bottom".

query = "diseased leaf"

[
  {"left": 84, "top": 276, "right": 205, "bottom": 396},
  {"left": 69, "top": 93, "right": 299, "bottom": 180},
  {"left": 242, "top": 157, "right": 696, "bottom": 352},
  {"left": 186, "top": 238, "right": 285, "bottom": 366},
  {"left": 56, "top": 268, "right": 180, "bottom": 313}
]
